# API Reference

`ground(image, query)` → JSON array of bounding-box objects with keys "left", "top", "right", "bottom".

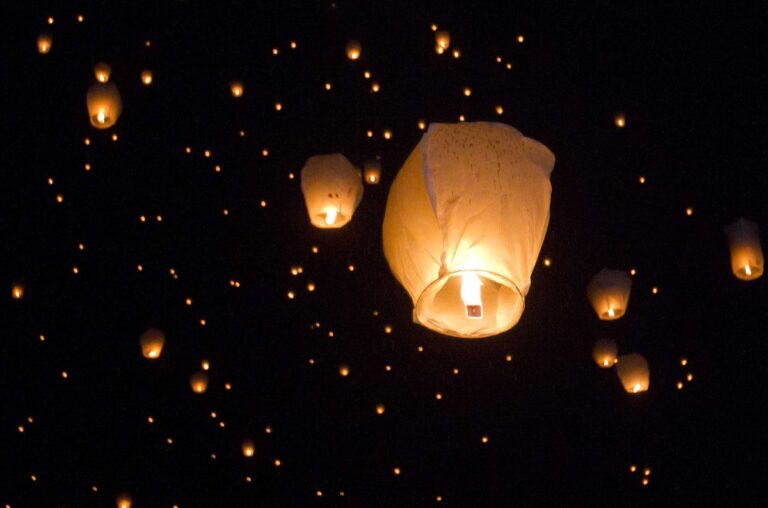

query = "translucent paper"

[
  {"left": 383, "top": 122, "right": 555, "bottom": 338},
  {"left": 301, "top": 154, "right": 364, "bottom": 229},
  {"left": 140, "top": 328, "right": 165, "bottom": 359},
  {"left": 587, "top": 269, "right": 632, "bottom": 320},
  {"left": 86, "top": 82, "right": 122, "bottom": 129},
  {"left": 616, "top": 354, "right": 649, "bottom": 394},
  {"left": 592, "top": 338, "right": 618, "bottom": 368},
  {"left": 724, "top": 218, "right": 763, "bottom": 281}
]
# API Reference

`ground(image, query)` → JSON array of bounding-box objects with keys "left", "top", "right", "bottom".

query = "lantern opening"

[{"left": 415, "top": 270, "right": 523, "bottom": 339}]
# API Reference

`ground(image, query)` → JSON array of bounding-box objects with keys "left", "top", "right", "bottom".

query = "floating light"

[
  {"left": 616, "top": 354, "right": 649, "bottom": 394},
  {"left": 241, "top": 439, "right": 255, "bottom": 457},
  {"left": 724, "top": 218, "right": 763, "bottom": 280},
  {"left": 37, "top": 34, "right": 52, "bottom": 54},
  {"left": 93, "top": 62, "right": 111, "bottom": 83},
  {"left": 300, "top": 154, "right": 363, "bottom": 229},
  {"left": 592, "top": 338, "right": 618, "bottom": 368},
  {"left": 190, "top": 371, "right": 209, "bottom": 393},
  {"left": 383, "top": 122, "right": 554, "bottom": 338},
  {"left": 363, "top": 159, "right": 381, "bottom": 184},
  {"left": 141, "top": 69, "right": 153, "bottom": 85},
  {"left": 11, "top": 282, "right": 24, "bottom": 300},
  {"left": 587, "top": 269, "right": 632, "bottom": 320},
  {"left": 435, "top": 31, "right": 450, "bottom": 49},
  {"left": 86, "top": 83, "right": 122, "bottom": 129},
  {"left": 346, "top": 40, "right": 361, "bottom": 60},
  {"left": 230, "top": 80, "right": 243, "bottom": 98}
]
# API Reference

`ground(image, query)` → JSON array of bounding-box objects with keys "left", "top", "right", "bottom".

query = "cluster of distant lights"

[{"left": 15, "top": 9, "right": 764, "bottom": 505}]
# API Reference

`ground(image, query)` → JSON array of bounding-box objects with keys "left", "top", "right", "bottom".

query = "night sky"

[{"left": 3, "top": 1, "right": 767, "bottom": 506}]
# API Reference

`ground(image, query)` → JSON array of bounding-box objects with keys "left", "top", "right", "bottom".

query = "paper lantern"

[
  {"left": 587, "top": 269, "right": 631, "bottom": 320},
  {"left": 363, "top": 159, "right": 381, "bottom": 184},
  {"left": 300, "top": 154, "right": 363, "bottom": 229},
  {"left": 140, "top": 328, "right": 165, "bottom": 359},
  {"left": 724, "top": 218, "right": 763, "bottom": 280},
  {"left": 86, "top": 83, "right": 122, "bottom": 129},
  {"left": 435, "top": 31, "right": 450, "bottom": 49},
  {"left": 93, "top": 62, "right": 111, "bottom": 83},
  {"left": 592, "top": 338, "right": 618, "bottom": 368},
  {"left": 190, "top": 371, "right": 209, "bottom": 393},
  {"left": 230, "top": 80, "right": 243, "bottom": 98},
  {"left": 383, "top": 122, "right": 555, "bottom": 338},
  {"left": 346, "top": 40, "right": 362, "bottom": 60},
  {"left": 241, "top": 439, "right": 255, "bottom": 457},
  {"left": 11, "top": 282, "right": 24, "bottom": 300},
  {"left": 616, "top": 353, "right": 649, "bottom": 394},
  {"left": 37, "top": 33, "right": 52, "bottom": 54},
  {"left": 116, "top": 493, "right": 132, "bottom": 508},
  {"left": 140, "top": 69, "right": 153, "bottom": 85}
]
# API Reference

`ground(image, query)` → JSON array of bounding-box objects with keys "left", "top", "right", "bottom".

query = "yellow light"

[
  {"left": 384, "top": 325, "right": 392, "bottom": 334},
  {"left": 505, "top": 354, "right": 513, "bottom": 362},
  {"left": 543, "top": 257, "right": 551, "bottom": 267},
  {"left": 77, "top": 15, "right": 84, "bottom": 22},
  {"left": 275, "top": 102, "right": 282, "bottom": 111},
  {"left": 11, "top": 283, "right": 24, "bottom": 300},
  {"left": 481, "top": 436, "right": 489, "bottom": 444},
  {"left": 97, "top": 109, "right": 106, "bottom": 124},
  {"left": 463, "top": 87, "right": 472, "bottom": 97},
  {"left": 686, "top": 207, "right": 693, "bottom": 216},
  {"left": 614, "top": 114, "right": 626, "bottom": 128},
  {"left": 495, "top": 105, "right": 504, "bottom": 115},
  {"left": 371, "top": 82, "right": 380, "bottom": 93},
  {"left": 435, "top": 392, "right": 443, "bottom": 400},
  {"left": 290, "top": 40, "right": 297, "bottom": 48},
  {"left": 325, "top": 82, "right": 332, "bottom": 90},
  {"left": 141, "top": 70, "right": 153, "bottom": 85},
  {"left": 517, "top": 34, "right": 524, "bottom": 43},
  {"left": 393, "top": 467, "right": 401, "bottom": 475},
  {"left": 418, "top": 120, "right": 426, "bottom": 130},
  {"left": 607, "top": 306, "right": 615, "bottom": 318},
  {"left": 632, "top": 383, "right": 641, "bottom": 393},
  {"left": 338, "top": 364, "right": 350, "bottom": 377},
  {"left": 230, "top": 81, "right": 244, "bottom": 98},
  {"left": 324, "top": 208, "right": 338, "bottom": 225},
  {"left": 676, "top": 381, "right": 684, "bottom": 389},
  {"left": 363, "top": 70, "right": 371, "bottom": 79},
  {"left": 680, "top": 358, "right": 688, "bottom": 366},
  {"left": 452, "top": 49, "right": 461, "bottom": 58},
  {"left": 375, "top": 404, "right": 385, "bottom": 415},
  {"left": 383, "top": 129, "right": 392, "bottom": 140},
  {"left": 686, "top": 373, "right": 693, "bottom": 381},
  {"left": 639, "top": 176, "right": 646, "bottom": 184},
  {"left": 460, "top": 273, "right": 483, "bottom": 319},
  {"left": 201, "top": 359, "right": 210, "bottom": 370},
  {"left": 629, "top": 464, "right": 637, "bottom": 473},
  {"left": 242, "top": 439, "right": 255, "bottom": 457},
  {"left": 745, "top": 263, "right": 752, "bottom": 276}
]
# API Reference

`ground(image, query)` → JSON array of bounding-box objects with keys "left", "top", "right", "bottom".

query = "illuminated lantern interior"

[
  {"left": 230, "top": 80, "right": 244, "bottom": 97},
  {"left": 300, "top": 154, "right": 364, "bottom": 229},
  {"left": 592, "top": 338, "right": 618, "bottom": 368},
  {"left": 616, "top": 353, "right": 650, "bottom": 394},
  {"left": 587, "top": 269, "right": 632, "bottom": 320},
  {"left": 37, "top": 33, "right": 52, "bottom": 54},
  {"left": 383, "top": 122, "right": 555, "bottom": 338},
  {"left": 140, "top": 327, "right": 165, "bottom": 359},
  {"left": 86, "top": 82, "right": 123, "bottom": 129},
  {"left": 190, "top": 371, "right": 209, "bottom": 393},
  {"left": 363, "top": 159, "right": 381, "bottom": 184},
  {"left": 94, "top": 62, "right": 112, "bottom": 83},
  {"left": 346, "top": 40, "right": 362, "bottom": 60},
  {"left": 724, "top": 217, "right": 763, "bottom": 281}
]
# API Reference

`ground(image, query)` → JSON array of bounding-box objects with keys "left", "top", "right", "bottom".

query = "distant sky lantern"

[
  {"left": 116, "top": 493, "right": 132, "bottom": 508},
  {"left": 93, "top": 62, "right": 111, "bottom": 83},
  {"left": 141, "top": 69, "right": 153, "bottom": 85},
  {"left": 383, "top": 122, "right": 555, "bottom": 338},
  {"left": 435, "top": 31, "right": 450, "bottom": 49},
  {"left": 587, "top": 269, "right": 632, "bottom": 320},
  {"left": 241, "top": 439, "right": 255, "bottom": 457},
  {"left": 592, "top": 338, "right": 618, "bottom": 368},
  {"left": 230, "top": 80, "right": 244, "bottom": 98},
  {"left": 190, "top": 371, "right": 209, "bottom": 393},
  {"left": 37, "top": 33, "right": 52, "bottom": 54},
  {"left": 616, "top": 354, "right": 650, "bottom": 394},
  {"left": 614, "top": 113, "right": 626, "bottom": 128},
  {"left": 363, "top": 159, "right": 381, "bottom": 184},
  {"left": 11, "top": 282, "right": 24, "bottom": 300},
  {"left": 346, "top": 40, "right": 361, "bottom": 60},
  {"left": 86, "top": 82, "right": 122, "bottom": 129},
  {"left": 724, "top": 218, "right": 763, "bottom": 280},
  {"left": 300, "top": 154, "right": 363, "bottom": 229},
  {"left": 338, "top": 364, "right": 350, "bottom": 377},
  {"left": 140, "top": 328, "right": 165, "bottom": 359}
]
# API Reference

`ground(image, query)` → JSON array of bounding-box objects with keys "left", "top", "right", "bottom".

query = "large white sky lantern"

[
  {"left": 383, "top": 122, "right": 555, "bottom": 339},
  {"left": 301, "top": 153, "right": 364, "bottom": 229}
]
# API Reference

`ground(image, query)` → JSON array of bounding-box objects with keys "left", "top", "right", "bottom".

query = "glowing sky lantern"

[
  {"left": 37, "top": 33, "right": 52, "bottom": 54},
  {"left": 190, "top": 371, "right": 209, "bottom": 393},
  {"left": 140, "top": 69, "right": 153, "bottom": 85},
  {"left": 724, "top": 218, "right": 763, "bottom": 280},
  {"left": 139, "top": 328, "right": 165, "bottom": 359},
  {"left": 592, "top": 338, "right": 618, "bottom": 368},
  {"left": 587, "top": 269, "right": 631, "bottom": 320},
  {"left": 86, "top": 82, "right": 122, "bottom": 129},
  {"left": 435, "top": 30, "right": 450, "bottom": 50},
  {"left": 116, "top": 493, "right": 132, "bottom": 508},
  {"left": 11, "top": 282, "right": 24, "bottom": 300},
  {"left": 300, "top": 154, "right": 363, "bottom": 229},
  {"left": 363, "top": 159, "right": 381, "bottom": 184},
  {"left": 346, "top": 40, "right": 362, "bottom": 60},
  {"left": 230, "top": 80, "right": 244, "bottom": 98},
  {"left": 93, "top": 62, "right": 112, "bottom": 83},
  {"left": 616, "top": 354, "right": 650, "bottom": 394},
  {"left": 383, "top": 122, "right": 555, "bottom": 338},
  {"left": 241, "top": 439, "right": 255, "bottom": 457}
]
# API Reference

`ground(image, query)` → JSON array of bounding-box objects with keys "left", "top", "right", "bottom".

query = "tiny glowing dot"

[
  {"left": 430, "top": 24, "right": 438, "bottom": 31},
  {"left": 348, "top": 264, "right": 355, "bottom": 272},
  {"left": 47, "top": 177, "right": 54, "bottom": 185},
  {"left": 452, "top": 368, "right": 459, "bottom": 375},
  {"left": 147, "top": 416, "right": 154, "bottom": 423},
  {"left": 274, "top": 459, "right": 281, "bottom": 466},
  {"left": 275, "top": 102, "right": 282, "bottom": 111},
  {"left": 56, "top": 194, "right": 64, "bottom": 203},
  {"left": 224, "top": 383, "right": 232, "bottom": 390},
  {"left": 84, "top": 138, "right": 91, "bottom": 145},
  {"left": 111, "top": 133, "right": 118, "bottom": 141},
  {"left": 481, "top": 436, "right": 489, "bottom": 444},
  {"left": 201, "top": 359, "right": 210, "bottom": 371},
  {"left": 272, "top": 47, "right": 279, "bottom": 55},
  {"left": 452, "top": 49, "right": 461, "bottom": 58},
  {"left": 199, "top": 319, "right": 206, "bottom": 326},
  {"left": 630, "top": 268, "right": 637, "bottom": 276},
  {"left": 629, "top": 464, "right": 637, "bottom": 473},
  {"left": 287, "top": 291, "right": 295, "bottom": 299},
  {"left": 61, "top": 371, "right": 68, "bottom": 379},
  {"left": 260, "top": 200, "right": 267, "bottom": 207},
  {"left": 383, "top": 129, "right": 392, "bottom": 140},
  {"left": 459, "top": 115, "right": 466, "bottom": 122},
  {"left": 463, "top": 87, "right": 472, "bottom": 96},
  {"left": 311, "top": 246, "right": 319, "bottom": 254},
  {"left": 384, "top": 325, "right": 393, "bottom": 334},
  {"left": 363, "top": 70, "right": 371, "bottom": 79},
  {"left": 72, "top": 266, "right": 79, "bottom": 274},
  {"left": 435, "top": 392, "right": 443, "bottom": 400},
  {"left": 495, "top": 105, "right": 504, "bottom": 115},
  {"left": 306, "top": 282, "right": 316, "bottom": 292},
  {"left": 505, "top": 354, "right": 513, "bottom": 362},
  {"left": 290, "top": 41, "right": 297, "bottom": 49},
  {"left": 393, "top": 467, "right": 401, "bottom": 475},
  {"left": 685, "top": 207, "right": 693, "bottom": 216},
  {"left": 47, "top": 16, "right": 54, "bottom": 24},
  {"left": 77, "top": 15, "right": 84, "bottom": 22},
  {"left": 517, "top": 34, "right": 524, "bottom": 43},
  {"left": 375, "top": 404, "right": 385, "bottom": 415},
  {"left": 137, "top": 264, "right": 143, "bottom": 271},
  {"left": 680, "top": 358, "right": 688, "bottom": 366},
  {"left": 262, "top": 149, "right": 269, "bottom": 157},
  {"left": 418, "top": 120, "right": 426, "bottom": 130},
  {"left": 642, "top": 478, "right": 649, "bottom": 486},
  {"left": 686, "top": 373, "right": 693, "bottom": 382},
  {"left": 639, "top": 176, "right": 646, "bottom": 184},
  {"left": 325, "top": 82, "right": 332, "bottom": 90},
  {"left": 543, "top": 257, "right": 551, "bottom": 267},
  {"left": 371, "top": 82, "right": 380, "bottom": 93},
  {"left": 288, "top": 172, "right": 295, "bottom": 179},
  {"left": 651, "top": 286, "right": 659, "bottom": 294},
  {"left": 676, "top": 381, "right": 684, "bottom": 390},
  {"left": 417, "top": 346, "right": 424, "bottom": 352},
  {"left": 496, "top": 56, "right": 502, "bottom": 63}
]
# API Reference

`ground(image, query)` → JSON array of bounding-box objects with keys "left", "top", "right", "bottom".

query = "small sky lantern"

[
  {"left": 592, "top": 338, "right": 618, "bottom": 368},
  {"left": 116, "top": 493, "right": 132, "bottom": 508},
  {"left": 587, "top": 269, "right": 632, "bottom": 320},
  {"left": 363, "top": 159, "right": 381, "bottom": 184},
  {"left": 724, "top": 217, "right": 763, "bottom": 280},
  {"left": 86, "top": 82, "right": 122, "bottom": 129},
  {"left": 300, "top": 153, "right": 364, "bottom": 229},
  {"left": 338, "top": 364, "right": 350, "bottom": 377},
  {"left": 11, "top": 282, "right": 24, "bottom": 300},
  {"left": 616, "top": 353, "right": 650, "bottom": 394},
  {"left": 435, "top": 30, "right": 450, "bottom": 50},
  {"left": 190, "top": 371, "right": 209, "bottom": 394},
  {"left": 140, "top": 328, "right": 165, "bottom": 359},
  {"left": 614, "top": 113, "right": 626, "bottom": 128},
  {"left": 383, "top": 122, "right": 555, "bottom": 338},
  {"left": 241, "top": 439, "right": 255, "bottom": 457},
  {"left": 141, "top": 69, "right": 153, "bottom": 85},
  {"left": 230, "top": 80, "right": 244, "bottom": 98},
  {"left": 93, "top": 62, "right": 111, "bottom": 83},
  {"left": 37, "top": 33, "right": 52, "bottom": 54},
  {"left": 346, "top": 40, "right": 362, "bottom": 60}
]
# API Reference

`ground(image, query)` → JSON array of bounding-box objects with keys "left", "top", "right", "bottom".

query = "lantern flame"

[
  {"left": 607, "top": 306, "right": 615, "bottom": 318},
  {"left": 324, "top": 208, "right": 338, "bottom": 225},
  {"left": 745, "top": 263, "right": 752, "bottom": 276},
  {"left": 97, "top": 109, "right": 106, "bottom": 124},
  {"left": 460, "top": 273, "right": 483, "bottom": 319}
]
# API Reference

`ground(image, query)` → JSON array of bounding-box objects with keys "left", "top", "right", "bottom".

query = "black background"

[{"left": 2, "top": 1, "right": 767, "bottom": 506}]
